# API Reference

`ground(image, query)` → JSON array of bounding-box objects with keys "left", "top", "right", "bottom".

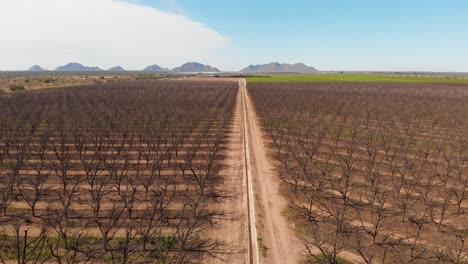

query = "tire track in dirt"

[
  {"left": 241, "top": 79, "right": 260, "bottom": 264},
  {"left": 242, "top": 79, "right": 302, "bottom": 264}
]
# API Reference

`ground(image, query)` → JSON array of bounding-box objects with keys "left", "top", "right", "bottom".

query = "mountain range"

[
  {"left": 26, "top": 62, "right": 319, "bottom": 73},
  {"left": 172, "top": 62, "right": 220, "bottom": 73},
  {"left": 240, "top": 62, "right": 318, "bottom": 73},
  {"left": 55, "top": 63, "right": 103, "bottom": 72}
]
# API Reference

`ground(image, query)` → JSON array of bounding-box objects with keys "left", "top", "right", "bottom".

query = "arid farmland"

[
  {"left": 0, "top": 80, "right": 247, "bottom": 263},
  {"left": 249, "top": 82, "right": 468, "bottom": 263},
  {"left": 1, "top": 76, "right": 468, "bottom": 264}
]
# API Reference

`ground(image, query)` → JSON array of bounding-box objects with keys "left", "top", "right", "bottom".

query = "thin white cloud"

[{"left": 0, "top": 0, "right": 229, "bottom": 70}]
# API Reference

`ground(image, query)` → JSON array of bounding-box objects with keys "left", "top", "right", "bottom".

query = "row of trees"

[
  {"left": 0, "top": 80, "right": 238, "bottom": 263},
  {"left": 250, "top": 82, "right": 468, "bottom": 263}
]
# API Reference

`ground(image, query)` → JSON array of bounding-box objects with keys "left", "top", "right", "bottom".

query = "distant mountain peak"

[
  {"left": 172, "top": 62, "right": 220, "bottom": 73},
  {"left": 143, "top": 64, "right": 169, "bottom": 72},
  {"left": 240, "top": 62, "right": 318, "bottom": 73},
  {"left": 107, "top": 66, "right": 126, "bottom": 72},
  {"left": 28, "top": 65, "right": 47, "bottom": 71},
  {"left": 55, "top": 62, "right": 103, "bottom": 72}
]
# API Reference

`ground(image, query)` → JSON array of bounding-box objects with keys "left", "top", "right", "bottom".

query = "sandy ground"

[{"left": 242, "top": 80, "right": 303, "bottom": 264}]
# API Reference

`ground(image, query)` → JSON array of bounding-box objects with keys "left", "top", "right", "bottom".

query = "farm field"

[
  {"left": 1, "top": 76, "right": 468, "bottom": 264},
  {"left": 246, "top": 74, "right": 468, "bottom": 84},
  {"left": 0, "top": 72, "right": 186, "bottom": 94},
  {"left": 0, "top": 80, "right": 246, "bottom": 263},
  {"left": 248, "top": 81, "right": 468, "bottom": 263}
]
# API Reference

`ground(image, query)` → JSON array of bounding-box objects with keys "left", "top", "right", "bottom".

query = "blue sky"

[
  {"left": 1, "top": 0, "right": 467, "bottom": 71},
  {"left": 138, "top": 0, "right": 468, "bottom": 71}
]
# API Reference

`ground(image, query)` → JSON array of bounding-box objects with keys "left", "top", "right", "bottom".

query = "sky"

[{"left": 1, "top": 0, "right": 468, "bottom": 71}]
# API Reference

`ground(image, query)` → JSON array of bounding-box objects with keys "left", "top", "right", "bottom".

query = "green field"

[{"left": 246, "top": 74, "right": 468, "bottom": 84}]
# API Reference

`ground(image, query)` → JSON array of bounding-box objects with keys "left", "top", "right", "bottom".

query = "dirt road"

[
  {"left": 192, "top": 77, "right": 302, "bottom": 263},
  {"left": 211, "top": 79, "right": 247, "bottom": 264},
  {"left": 241, "top": 79, "right": 302, "bottom": 264},
  {"left": 240, "top": 79, "right": 261, "bottom": 264}
]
